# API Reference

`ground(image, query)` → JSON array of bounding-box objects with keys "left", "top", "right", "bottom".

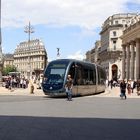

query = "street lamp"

[{"left": 24, "top": 21, "right": 34, "bottom": 80}]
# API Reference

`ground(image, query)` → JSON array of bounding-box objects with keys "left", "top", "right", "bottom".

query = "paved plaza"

[
  {"left": 0, "top": 85, "right": 140, "bottom": 140},
  {"left": 0, "top": 84, "right": 44, "bottom": 96},
  {"left": 0, "top": 84, "right": 139, "bottom": 99}
]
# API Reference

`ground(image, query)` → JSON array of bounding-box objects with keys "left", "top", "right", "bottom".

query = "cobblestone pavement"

[
  {"left": 98, "top": 86, "right": 140, "bottom": 98},
  {"left": 0, "top": 85, "right": 139, "bottom": 98},
  {"left": 0, "top": 84, "right": 44, "bottom": 96}
]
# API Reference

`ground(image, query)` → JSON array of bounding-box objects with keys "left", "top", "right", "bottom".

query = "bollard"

[{"left": 30, "top": 84, "right": 34, "bottom": 94}]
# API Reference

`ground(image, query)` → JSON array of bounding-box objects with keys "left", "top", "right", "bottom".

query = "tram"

[{"left": 42, "top": 59, "right": 106, "bottom": 97}]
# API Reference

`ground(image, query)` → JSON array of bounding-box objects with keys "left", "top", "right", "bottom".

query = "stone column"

[
  {"left": 126, "top": 44, "right": 130, "bottom": 80},
  {"left": 122, "top": 45, "right": 126, "bottom": 79},
  {"left": 136, "top": 39, "right": 140, "bottom": 80},
  {"left": 130, "top": 41, "right": 135, "bottom": 80},
  {"left": 134, "top": 46, "right": 136, "bottom": 80}
]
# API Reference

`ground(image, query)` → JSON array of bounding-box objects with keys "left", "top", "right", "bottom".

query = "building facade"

[
  {"left": 3, "top": 53, "right": 14, "bottom": 68},
  {"left": 99, "top": 13, "right": 138, "bottom": 81},
  {"left": 121, "top": 15, "right": 140, "bottom": 81},
  {"left": 14, "top": 39, "right": 48, "bottom": 79},
  {"left": 86, "top": 40, "right": 101, "bottom": 63}
]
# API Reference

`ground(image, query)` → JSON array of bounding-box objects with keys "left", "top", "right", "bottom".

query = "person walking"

[
  {"left": 110, "top": 79, "right": 113, "bottom": 89},
  {"left": 120, "top": 79, "right": 127, "bottom": 99},
  {"left": 127, "top": 80, "right": 131, "bottom": 95},
  {"left": 65, "top": 74, "right": 73, "bottom": 101},
  {"left": 137, "top": 79, "right": 140, "bottom": 96}
]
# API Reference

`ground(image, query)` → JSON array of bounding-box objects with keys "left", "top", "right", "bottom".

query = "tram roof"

[{"left": 50, "top": 59, "right": 97, "bottom": 66}]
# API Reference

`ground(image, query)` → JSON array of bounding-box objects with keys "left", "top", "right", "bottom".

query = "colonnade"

[{"left": 122, "top": 39, "right": 140, "bottom": 81}]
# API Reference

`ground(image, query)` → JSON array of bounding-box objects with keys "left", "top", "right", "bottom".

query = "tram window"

[
  {"left": 83, "top": 69, "right": 88, "bottom": 85},
  {"left": 100, "top": 69, "right": 106, "bottom": 84},
  {"left": 89, "top": 69, "right": 95, "bottom": 85},
  {"left": 75, "top": 63, "right": 84, "bottom": 85},
  {"left": 75, "top": 63, "right": 96, "bottom": 85},
  {"left": 51, "top": 69, "right": 65, "bottom": 77},
  {"left": 68, "top": 63, "right": 76, "bottom": 81},
  {"left": 97, "top": 66, "right": 106, "bottom": 85},
  {"left": 93, "top": 69, "right": 96, "bottom": 84},
  {"left": 97, "top": 67, "right": 101, "bottom": 84},
  {"left": 83, "top": 68, "right": 93, "bottom": 85},
  {"left": 77, "top": 68, "right": 84, "bottom": 85}
]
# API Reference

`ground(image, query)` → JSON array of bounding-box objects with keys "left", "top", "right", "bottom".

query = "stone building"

[
  {"left": 85, "top": 51, "right": 91, "bottom": 62},
  {"left": 86, "top": 40, "right": 101, "bottom": 63},
  {"left": 14, "top": 39, "right": 48, "bottom": 79},
  {"left": 121, "top": 14, "right": 140, "bottom": 81},
  {"left": 86, "top": 13, "right": 138, "bottom": 81},
  {"left": 3, "top": 53, "right": 14, "bottom": 68},
  {"left": 99, "top": 13, "right": 138, "bottom": 81}
]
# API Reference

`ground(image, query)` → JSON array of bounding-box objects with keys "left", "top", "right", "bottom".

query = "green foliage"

[{"left": 2, "top": 65, "right": 17, "bottom": 76}]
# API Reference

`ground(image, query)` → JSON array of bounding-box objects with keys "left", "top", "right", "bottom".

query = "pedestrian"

[
  {"left": 131, "top": 80, "right": 136, "bottom": 93},
  {"left": 106, "top": 79, "right": 109, "bottom": 88},
  {"left": 120, "top": 79, "right": 127, "bottom": 99},
  {"left": 137, "top": 79, "right": 140, "bottom": 96},
  {"left": 65, "top": 74, "right": 73, "bottom": 101},
  {"left": 127, "top": 80, "right": 131, "bottom": 95},
  {"left": 110, "top": 79, "right": 113, "bottom": 89}
]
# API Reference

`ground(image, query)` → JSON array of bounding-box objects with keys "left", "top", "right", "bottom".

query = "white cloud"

[
  {"left": 67, "top": 50, "right": 86, "bottom": 60},
  {"left": 47, "top": 50, "right": 85, "bottom": 61},
  {"left": 1, "top": 0, "right": 134, "bottom": 29}
]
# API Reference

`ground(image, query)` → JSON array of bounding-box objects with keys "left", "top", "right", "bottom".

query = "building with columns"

[
  {"left": 14, "top": 39, "right": 48, "bottom": 79},
  {"left": 86, "top": 13, "right": 138, "bottom": 81},
  {"left": 121, "top": 15, "right": 140, "bottom": 81},
  {"left": 99, "top": 13, "right": 138, "bottom": 81}
]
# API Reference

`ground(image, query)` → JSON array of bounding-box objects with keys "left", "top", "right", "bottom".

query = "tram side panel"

[
  {"left": 77, "top": 85, "right": 97, "bottom": 96},
  {"left": 73, "top": 62, "right": 96, "bottom": 96}
]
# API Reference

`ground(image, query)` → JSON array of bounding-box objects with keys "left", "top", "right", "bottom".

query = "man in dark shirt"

[
  {"left": 120, "top": 79, "right": 127, "bottom": 99},
  {"left": 65, "top": 74, "right": 73, "bottom": 101}
]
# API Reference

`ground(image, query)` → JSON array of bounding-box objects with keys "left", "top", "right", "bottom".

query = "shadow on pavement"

[{"left": 0, "top": 115, "right": 140, "bottom": 140}]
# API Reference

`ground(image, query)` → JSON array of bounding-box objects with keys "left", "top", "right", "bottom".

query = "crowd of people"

[
  {"left": 2, "top": 74, "right": 43, "bottom": 91},
  {"left": 106, "top": 79, "right": 140, "bottom": 99},
  {"left": 3, "top": 76, "right": 29, "bottom": 90},
  {"left": 2, "top": 73, "right": 140, "bottom": 99}
]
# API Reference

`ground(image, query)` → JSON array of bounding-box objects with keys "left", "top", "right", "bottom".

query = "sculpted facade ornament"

[{"left": 126, "top": 14, "right": 140, "bottom": 28}]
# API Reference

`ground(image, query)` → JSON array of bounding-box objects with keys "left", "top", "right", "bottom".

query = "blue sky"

[{"left": 1, "top": 0, "right": 140, "bottom": 61}]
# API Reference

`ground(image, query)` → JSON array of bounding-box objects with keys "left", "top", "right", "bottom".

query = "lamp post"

[{"left": 24, "top": 22, "right": 34, "bottom": 80}]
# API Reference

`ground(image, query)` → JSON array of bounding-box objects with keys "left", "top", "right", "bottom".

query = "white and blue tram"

[{"left": 42, "top": 59, "right": 106, "bottom": 97}]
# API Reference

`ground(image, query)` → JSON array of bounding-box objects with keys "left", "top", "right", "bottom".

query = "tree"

[{"left": 2, "top": 65, "right": 17, "bottom": 75}]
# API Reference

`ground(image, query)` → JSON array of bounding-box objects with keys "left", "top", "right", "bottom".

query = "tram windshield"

[
  {"left": 44, "top": 62, "right": 68, "bottom": 84},
  {"left": 47, "top": 69, "right": 65, "bottom": 83}
]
